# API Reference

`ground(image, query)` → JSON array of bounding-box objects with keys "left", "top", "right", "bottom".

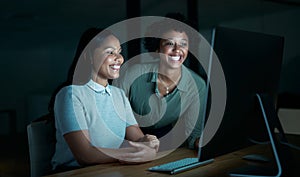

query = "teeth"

[
  {"left": 169, "top": 56, "right": 180, "bottom": 61},
  {"left": 111, "top": 65, "right": 120, "bottom": 69}
]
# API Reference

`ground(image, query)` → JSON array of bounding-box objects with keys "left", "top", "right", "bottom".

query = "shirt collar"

[
  {"left": 86, "top": 79, "right": 111, "bottom": 95},
  {"left": 149, "top": 65, "right": 189, "bottom": 92}
]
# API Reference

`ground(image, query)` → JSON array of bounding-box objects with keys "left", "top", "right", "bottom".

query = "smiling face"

[
  {"left": 91, "top": 34, "right": 124, "bottom": 86},
  {"left": 158, "top": 30, "right": 189, "bottom": 69}
]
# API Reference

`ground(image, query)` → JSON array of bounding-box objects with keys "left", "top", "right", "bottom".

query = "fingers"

[
  {"left": 144, "top": 134, "right": 158, "bottom": 141},
  {"left": 139, "top": 134, "right": 157, "bottom": 142},
  {"left": 128, "top": 141, "right": 143, "bottom": 149},
  {"left": 151, "top": 139, "right": 160, "bottom": 152},
  {"left": 118, "top": 141, "right": 156, "bottom": 163},
  {"left": 138, "top": 134, "right": 160, "bottom": 152}
]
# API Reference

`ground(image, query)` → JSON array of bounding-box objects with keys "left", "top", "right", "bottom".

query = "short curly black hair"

[{"left": 143, "top": 13, "right": 197, "bottom": 54}]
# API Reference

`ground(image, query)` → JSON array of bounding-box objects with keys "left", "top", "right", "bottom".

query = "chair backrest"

[{"left": 27, "top": 114, "right": 56, "bottom": 177}]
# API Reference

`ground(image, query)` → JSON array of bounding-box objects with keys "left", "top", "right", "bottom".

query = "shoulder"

[
  {"left": 56, "top": 85, "right": 72, "bottom": 97},
  {"left": 56, "top": 84, "right": 88, "bottom": 99},
  {"left": 182, "top": 65, "right": 206, "bottom": 87}
]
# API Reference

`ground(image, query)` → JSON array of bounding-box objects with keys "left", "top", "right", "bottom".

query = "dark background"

[{"left": 0, "top": 0, "right": 299, "bottom": 176}]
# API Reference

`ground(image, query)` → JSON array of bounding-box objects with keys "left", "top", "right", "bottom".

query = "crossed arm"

[{"left": 64, "top": 124, "right": 159, "bottom": 166}]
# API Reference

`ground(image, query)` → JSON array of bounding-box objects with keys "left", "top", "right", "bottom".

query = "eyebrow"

[{"left": 165, "top": 38, "right": 188, "bottom": 42}]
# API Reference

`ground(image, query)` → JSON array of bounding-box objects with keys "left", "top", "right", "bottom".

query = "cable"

[
  {"left": 280, "top": 141, "right": 300, "bottom": 151},
  {"left": 248, "top": 138, "right": 270, "bottom": 145}
]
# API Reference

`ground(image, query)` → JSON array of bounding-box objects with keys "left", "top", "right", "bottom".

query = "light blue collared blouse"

[{"left": 51, "top": 79, "right": 137, "bottom": 169}]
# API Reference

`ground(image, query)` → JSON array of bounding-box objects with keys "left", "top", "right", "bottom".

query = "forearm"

[
  {"left": 185, "top": 95, "right": 204, "bottom": 150},
  {"left": 64, "top": 131, "right": 123, "bottom": 165},
  {"left": 185, "top": 114, "right": 203, "bottom": 150},
  {"left": 75, "top": 146, "right": 118, "bottom": 166},
  {"left": 91, "top": 144, "right": 157, "bottom": 165},
  {"left": 125, "top": 125, "right": 145, "bottom": 142},
  {"left": 124, "top": 125, "right": 159, "bottom": 153},
  {"left": 184, "top": 109, "right": 202, "bottom": 149}
]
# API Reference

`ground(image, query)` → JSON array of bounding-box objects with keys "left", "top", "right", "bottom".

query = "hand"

[
  {"left": 118, "top": 141, "right": 157, "bottom": 164},
  {"left": 138, "top": 134, "right": 160, "bottom": 152}
]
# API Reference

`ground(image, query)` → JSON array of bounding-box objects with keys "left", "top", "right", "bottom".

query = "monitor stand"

[{"left": 229, "top": 93, "right": 294, "bottom": 177}]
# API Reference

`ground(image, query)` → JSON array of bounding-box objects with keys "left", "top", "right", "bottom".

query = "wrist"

[{"left": 137, "top": 135, "right": 146, "bottom": 142}]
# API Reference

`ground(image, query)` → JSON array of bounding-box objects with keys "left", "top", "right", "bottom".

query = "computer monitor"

[{"left": 200, "top": 26, "right": 295, "bottom": 176}]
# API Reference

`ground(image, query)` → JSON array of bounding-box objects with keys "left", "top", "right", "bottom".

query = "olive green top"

[{"left": 114, "top": 61, "right": 207, "bottom": 149}]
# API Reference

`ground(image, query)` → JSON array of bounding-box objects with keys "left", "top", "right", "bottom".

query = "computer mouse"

[{"left": 242, "top": 154, "right": 270, "bottom": 163}]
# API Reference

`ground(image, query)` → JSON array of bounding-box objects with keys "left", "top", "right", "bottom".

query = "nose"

[
  {"left": 114, "top": 53, "right": 124, "bottom": 63},
  {"left": 173, "top": 43, "right": 181, "bottom": 52}
]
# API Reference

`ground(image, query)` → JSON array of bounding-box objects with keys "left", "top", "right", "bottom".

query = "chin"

[
  {"left": 168, "top": 61, "right": 183, "bottom": 68},
  {"left": 109, "top": 74, "right": 120, "bottom": 80}
]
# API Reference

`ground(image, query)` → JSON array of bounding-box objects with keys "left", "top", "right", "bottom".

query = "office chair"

[{"left": 27, "top": 114, "right": 56, "bottom": 177}]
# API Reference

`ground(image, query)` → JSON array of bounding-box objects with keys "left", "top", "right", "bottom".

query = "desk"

[{"left": 45, "top": 144, "right": 289, "bottom": 177}]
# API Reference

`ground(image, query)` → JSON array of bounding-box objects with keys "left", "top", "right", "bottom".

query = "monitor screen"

[{"left": 201, "top": 26, "right": 285, "bottom": 160}]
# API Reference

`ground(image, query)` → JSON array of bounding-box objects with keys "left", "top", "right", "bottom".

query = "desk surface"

[{"left": 45, "top": 144, "right": 290, "bottom": 177}]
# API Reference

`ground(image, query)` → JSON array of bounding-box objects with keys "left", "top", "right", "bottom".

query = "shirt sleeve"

[
  {"left": 54, "top": 87, "right": 88, "bottom": 135},
  {"left": 184, "top": 78, "right": 207, "bottom": 149}
]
